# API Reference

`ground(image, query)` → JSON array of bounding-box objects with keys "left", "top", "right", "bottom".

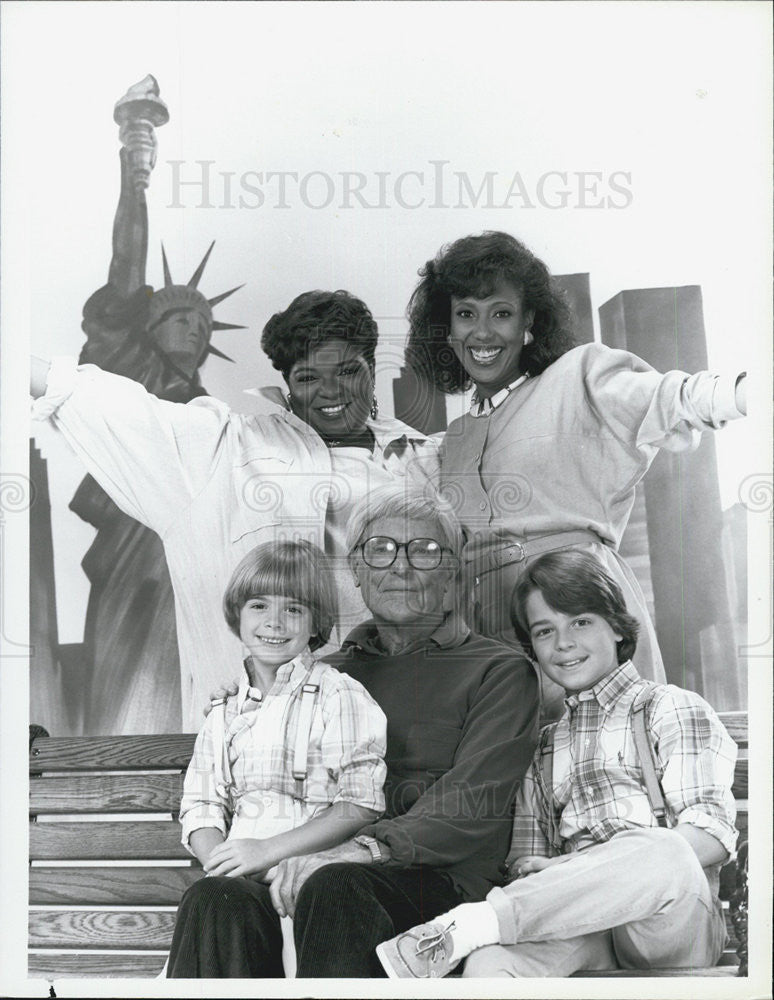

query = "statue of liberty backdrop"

[{"left": 70, "top": 77, "right": 244, "bottom": 733}]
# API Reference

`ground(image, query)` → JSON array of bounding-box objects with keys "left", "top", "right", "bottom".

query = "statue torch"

[{"left": 114, "top": 75, "right": 170, "bottom": 192}]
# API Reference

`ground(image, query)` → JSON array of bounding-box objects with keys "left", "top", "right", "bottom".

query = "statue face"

[{"left": 151, "top": 308, "right": 211, "bottom": 376}]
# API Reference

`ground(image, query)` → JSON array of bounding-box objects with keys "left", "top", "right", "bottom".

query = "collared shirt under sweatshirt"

[{"left": 325, "top": 616, "right": 540, "bottom": 901}]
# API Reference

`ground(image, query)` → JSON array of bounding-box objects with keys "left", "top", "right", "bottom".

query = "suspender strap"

[
  {"left": 292, "top": 663, "right": 325, "bottom": 797},
  {"left": 212, "top": 686, "right": 261, "bottom": 800},
  {"left": 537, "top": 726, "right": 563, "bottom": 853},
  {"left": 631, "top": 690, "right": 668, "bottom": 827}
]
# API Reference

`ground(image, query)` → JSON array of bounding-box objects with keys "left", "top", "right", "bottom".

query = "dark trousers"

[{"left": 167, "top": 863, "right": 463, "bottom": 978}]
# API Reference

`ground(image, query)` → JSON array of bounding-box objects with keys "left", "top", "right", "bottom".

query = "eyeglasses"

[{"left": 360, "top": 536, "right": 445, "bottom": 570}]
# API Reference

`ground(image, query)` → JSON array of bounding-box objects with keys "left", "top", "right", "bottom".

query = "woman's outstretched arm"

[{"left": 30, "top": 356, "right": 50, "bottom": 399}]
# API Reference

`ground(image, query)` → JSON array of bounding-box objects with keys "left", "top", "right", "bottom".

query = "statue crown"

[
  {"left": 147, "top": 242, "right": 245, "bottom": 361},
  {"left": 148, "top": 285, "right": 213, "bottom": 328}
]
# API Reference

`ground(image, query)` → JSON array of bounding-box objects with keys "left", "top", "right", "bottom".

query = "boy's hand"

[
  {"left": 203, "top": 837, "right": 276, "bottom": 878},
  {"left": 508, "top": 855, "right": 572, "bottom": 879},
  {"left": 203, "top": 681, "right": 239, "bottom": 717}
]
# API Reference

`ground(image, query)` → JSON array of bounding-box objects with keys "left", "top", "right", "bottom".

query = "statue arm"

[
  {"left": 107, "top": 146, "right": 149, "bottom": 299},
  {"left": 79, "top": 149, "right": 154, "bottom": 375}
]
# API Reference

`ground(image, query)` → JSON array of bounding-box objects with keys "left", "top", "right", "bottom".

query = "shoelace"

[{"left": 415, "top": 921, "right": 456, "bottom": 965}]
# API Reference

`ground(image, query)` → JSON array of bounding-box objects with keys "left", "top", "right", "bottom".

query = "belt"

[{"left": 463, "top": 529, "right": 602, "bottom": 577}]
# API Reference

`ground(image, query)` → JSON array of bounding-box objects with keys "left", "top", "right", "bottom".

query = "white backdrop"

[{"left": 4, "top": 0, "right": 770, "bottom": 642}]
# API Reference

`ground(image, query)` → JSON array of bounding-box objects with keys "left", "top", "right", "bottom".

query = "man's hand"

[
  {"left": 269, "top": 855, "right": 328, "bottom": 919},
  {"left": 508, "top": 854, "right": 572, "bottom": 879},
  {"left": 268, "top": 839, "right": 374, "bottom": 918},
  {"left": 204, "top": 681, "right": 239, "bottom": 718},
  {"left": 203, "top": 837, "right": 276, "bottom": 879}
]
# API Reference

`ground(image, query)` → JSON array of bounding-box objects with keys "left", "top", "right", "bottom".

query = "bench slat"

[
  {"left": 717, "top": 713, "right": 748, "bottom": 748},
  {"left": 28, "top": 811, "right": 747, "bottom": 863},
  {"left": 30, "top": 765, "right": 745, "bottom": 813},
  {"left": 30, "top": 734, "right": 197, "bottom": 772},
  {"left": 734, "top": 804, "right": 748, "bottom": 842},
  {"left": 30, "top": 822, "right": 189, "bottom": 861},
  {"left": 30, "top": 723, "right": 746, "bottom": 769},
  {"left": 732, "top": 756, "right": 748, "bottom": 799},
  {"left": 29, "top": 717, "right": 743, "bottom": 771},
  {"left": 30, "top": 866, "right": 203, "bottom": 905},
  {"left": 29, "top": 910, "right": 176, "bottom": 950},
  {"left": 28, "top": 953, "right": 168, "bottom": 978},
  {"left": 29, "top": 814, "right": 748, "bottom": 865},
  {"left": 30, "top": 774, "right": 185, "bottom": 815}
]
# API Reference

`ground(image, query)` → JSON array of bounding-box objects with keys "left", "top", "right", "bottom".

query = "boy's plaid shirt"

[
  {"left": 508, "top": 661, "right": 737, "bottom": 888},
  {"left": 179, "top": 652, "right": 387, "bottom": 849}
]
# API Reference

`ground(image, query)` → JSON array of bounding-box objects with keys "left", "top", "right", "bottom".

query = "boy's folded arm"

[
  {"left": 188, "top": 826, "right": 227, "bottom": 866},
  {"left": 505, "top": 763, "right": 553, "bottom": 871},
  {"left": 179, "top": 711, "right": 233, "bottom": 854},
  {"left": 256, "top": 801, "right": 381, "bottom": 871},
  {"left": 319, "top": 678, "right": 389, "bottom": 814},
  {"left": 672, "top": 823, "right": 729, "bottom": 867},
  {"left": 651, "top": 688, "right": 739, "bottom": 858},
  {"left": 180, "top": 800, "right": 230, "bottom": 852}
]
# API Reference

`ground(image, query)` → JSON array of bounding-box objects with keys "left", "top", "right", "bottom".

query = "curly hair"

[
  {"left": 405, "top": 231, "right": 576, "bottom": 393},
  {"left": 223, "top": 539, "right": 338, "bottom": 653},
  {"left": 510, "top": 550, "right": 640, "bottom": 665},
  {"left": 261, "top": 289, "right": 378, "bottom": 380}
]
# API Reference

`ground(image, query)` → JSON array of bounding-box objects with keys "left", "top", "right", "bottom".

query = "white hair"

[{"left": 345, "top": 482, "right": 463, "bottom": 559}]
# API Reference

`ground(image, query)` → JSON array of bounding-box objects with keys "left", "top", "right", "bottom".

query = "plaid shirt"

[
  {"left": 180, "top": 651, "right": 387, "bottom": 849},
  {"left": 508, "top": 661, "right": 737, "bottom": 884}
]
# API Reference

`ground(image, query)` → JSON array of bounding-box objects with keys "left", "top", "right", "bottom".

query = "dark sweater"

[{"left": 326, "top": 622, "right": 539, "bottom": 901}]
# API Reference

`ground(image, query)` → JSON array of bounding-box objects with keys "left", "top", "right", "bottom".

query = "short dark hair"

[
  {"left": 406, "top": 231, "right": 576, "bottom": 393},
  {"left": 261, "top": 290, "right": 378, "bottom": 381},
  {"left": 511, "top": 550, "right": 640, "bottom": 664},
  {"left": 223, "top": 539, "right": 338, "bottom": 652}
]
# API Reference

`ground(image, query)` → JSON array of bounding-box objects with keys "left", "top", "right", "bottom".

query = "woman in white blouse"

[{"left": 32, "top": 289, "right": 439, "bottom": 730}]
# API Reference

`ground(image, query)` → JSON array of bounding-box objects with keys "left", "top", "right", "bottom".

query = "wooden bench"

[{"left": 28, "top": 712, "right": 749, "bottom": 981}]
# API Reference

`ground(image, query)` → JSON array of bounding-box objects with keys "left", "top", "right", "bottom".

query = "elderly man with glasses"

[{"left": 171, "top": 483, "right": 539, "bottom": 978}]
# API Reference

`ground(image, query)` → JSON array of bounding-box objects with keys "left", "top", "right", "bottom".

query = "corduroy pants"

[{"left": 166, "top": 862, "right": 462, "bottom": 978}]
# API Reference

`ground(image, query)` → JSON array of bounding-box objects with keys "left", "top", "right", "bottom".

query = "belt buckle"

[{"left": 505, "top": 542, "right": 526, "bottom": 564}]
